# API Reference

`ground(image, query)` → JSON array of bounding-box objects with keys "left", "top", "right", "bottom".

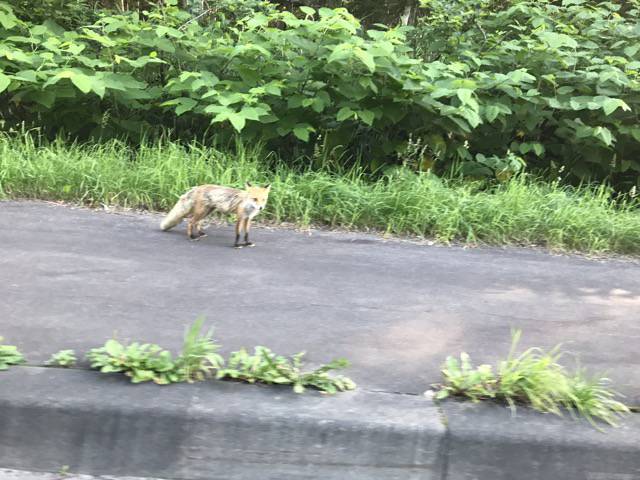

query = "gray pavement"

[
  {"left": 1, "top": 200, "right": 639, "bottom": 402},
  {"left": 2, "top": 200, "right": 640, "bottom": 480}
]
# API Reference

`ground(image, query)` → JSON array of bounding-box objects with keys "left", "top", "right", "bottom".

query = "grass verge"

[
  {"left": 1, "top": 134, "right": 639, "bottom": 254},
  {"left": 433, "top": 330, "right": 630, "bottom": 427}
]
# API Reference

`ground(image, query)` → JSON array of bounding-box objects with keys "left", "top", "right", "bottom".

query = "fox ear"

[
  {"left": 265, "top": 184, "right": 271, "bottom": 190},
  {"left": 245, "top": 182, "right": 253, "bottom": 188}
]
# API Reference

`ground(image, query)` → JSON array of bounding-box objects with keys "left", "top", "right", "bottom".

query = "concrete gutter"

[{"left": 1, "top": 367, "right": 640, "bottom": 480}]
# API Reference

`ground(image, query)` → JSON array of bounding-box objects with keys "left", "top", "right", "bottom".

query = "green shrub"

[
  {"left": 434, "top": 330, "right": 630, "bottom": 426},
  {"left": 411, "top": 0, "right": 640, "bottom": 187},
  {"left": 217, "top": 346, "right": 356, "bottom": 394},
  {"left": 1, "top": 0, "right": 640, "bottom": 185},
  {"left": 46, "top": 349, "right": 77, "bottom": 368},
  {"left": 0, "top": 337, "right": 25, "bottom": 370}
]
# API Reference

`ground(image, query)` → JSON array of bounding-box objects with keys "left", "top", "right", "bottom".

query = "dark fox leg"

[
  {"left": 189, "top": 205, "right": 210, "bottom": 240},
  {"left": 234, "top": 217, "right": 244, "bottom": 248},
  {"left": 243, "top": 217, "right": 254, "bottom": 247},
  {"left": 197, "top": 207, "right": 214, "bottom": 236}
]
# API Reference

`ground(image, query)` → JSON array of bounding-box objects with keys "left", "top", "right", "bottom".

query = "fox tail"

[{"left": 160, "top": 193, "right": 194, "bottom": 231}]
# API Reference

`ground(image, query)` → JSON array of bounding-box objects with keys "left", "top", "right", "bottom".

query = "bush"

[{"left": 1, "top": 0, "right": 639, "bottom": 186}]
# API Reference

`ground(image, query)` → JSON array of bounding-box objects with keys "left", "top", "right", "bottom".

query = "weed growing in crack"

[
  {"left": 46, "top": 349, "right": 77, "bottom": 368},
  {"left": 0, "top": 337, "right": 25, "bottom": 370},
  {"left": 433, "top": 330, "right": 629, "bottom": 426},
  {"left": 217, "top": 346, "right": 356, "bottom": 394}
]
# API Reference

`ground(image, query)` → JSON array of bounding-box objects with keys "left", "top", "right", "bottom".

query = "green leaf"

[
  {"left": 31, "top": 90, "right": 56, "bottom": 108},
  {"left": 92, "top": 79, "right": 105, "bottom": 99},
  {"left": 354, "top": 49, "right": 375, "bottom": 73},
  {"left": 300, "top": 6, "right": 315, "bottom": 16},
  {"left": 0, "top": 10, "right": 18, "bottom": 29},
  {"left": 435, "top": 390, "right": 450, "bottom": 400},
  {"left": 484, "top": 105, "right": 500, "bottom": 122},
  {"left": 336, "top": 107, "right": 355, "bottom": 122},
  {"left": 104, "top": 339, "right": 123, "bottom": 357},
  {"left": 293, "top": 126, "right": 311, "bottom": 142},
  {"left": 228, "top": 113, "right": 246, "bottom": 132},
  {"left": 0, "top": 73, "right": 10, "bottom": 93},
  {"left": 532, "top": 143, "right": 545, "bottom": 156},
  {"left": 156, "top": 25, "right": 183, "bottom": 38},
  {"left": 595, "top": 127, "right": 613, "bottom": 146},
  {"left": 357, "top": 109, "right": 375, "bottom": 126},
  {"left": 456, "top": 89, "right": 473, "bottom": 105},
  {"left": 602, "top": 98, "right": 630, "bottom": 116},
  {"left": 264, "top": 84, "right": 282, "bottom": 96},
  {"left": 538, "top": 32, "right": 578, "bottom": 49},
  {"left": 176, "top": 98, "right": 197, "bottom": 116},
  {"left": 327, "top": 44, "right": 351, "bottom": 64},
  {"left": 70, "top": 74, "right": 93, "bottom": 94}
]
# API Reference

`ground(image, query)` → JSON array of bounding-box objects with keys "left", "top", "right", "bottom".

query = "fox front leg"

[{"left": 243, "top": 217, "right": 254, "bottom": 247}]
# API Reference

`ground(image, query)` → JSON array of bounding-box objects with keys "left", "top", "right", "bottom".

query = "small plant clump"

[
  {"left": 46, "top": 349, "right": 77, "bottom": 368},
  {"left": 433, "top": 330, "right": 630, "bottom": 426},
  {"left": 0, "top": 337, "right": 25, "bottom": 370},
  {"left": 217, "top": 346, "right": 356, "bottom": 394},
  {"left": 87, "top": 318, "right": 223, "bottom": 384}
]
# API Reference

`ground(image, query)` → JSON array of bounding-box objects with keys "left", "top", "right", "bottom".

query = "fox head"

[{"left": 245, "top": 183, "right": 271, "bottom": 212}]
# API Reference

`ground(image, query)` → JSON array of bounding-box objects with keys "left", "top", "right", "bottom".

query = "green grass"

[
  {"left": 1, "top": 134, "right": 639, "bottom": 254},
  {"left": 434, "top": 331, "right": 630, "bottom": 427}
]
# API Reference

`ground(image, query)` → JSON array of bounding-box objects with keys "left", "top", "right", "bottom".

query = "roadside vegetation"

[
  {"left": 217, "top": 347, "right": 356, "bottom": 394},
  {"left": 1, "top": 135, "right": 639, "bottom": 254},
  {"left": 433, "top": 330, "right": 630, "bottom": 427},
  {"left": 1, "top": 0, "right": 639, "bottom": 253},
  {"left": 1, "top": 319, "right": 355, "bottom": 394},
  {"left": 0, "top": 337, "right": 25, "bottom": 370},
  {"left": 86, "top": 318, "right": 355, "bottom": 393},
  {"left": 46, "top": 349, "right": 77, "bottom": 368}
]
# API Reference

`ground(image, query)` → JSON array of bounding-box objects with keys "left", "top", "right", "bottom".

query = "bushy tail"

[{"left": 160, "top": 193, "right": 194, "bottom": 231}]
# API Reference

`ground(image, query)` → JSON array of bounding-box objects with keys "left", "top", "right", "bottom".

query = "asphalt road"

[{"left": 2, "top": 201, "right": 639, "bottom": 402}]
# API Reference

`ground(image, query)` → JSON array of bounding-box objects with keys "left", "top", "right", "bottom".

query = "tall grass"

[{"left": 1, "top": 134, "right": 639, "bottom": 254}]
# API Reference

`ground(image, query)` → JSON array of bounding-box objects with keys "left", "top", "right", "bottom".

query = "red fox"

[{"left": 160, "top": 183, "right": 271, "bottom": 248}]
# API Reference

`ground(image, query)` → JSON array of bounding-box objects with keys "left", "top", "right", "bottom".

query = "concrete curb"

[
  {"left": 0, "top": 367, "right": 445, "bottom": 480},
  {"left": 1, "top": 367, "right": 640, "bottom": 480},
  {"left": 440, "top": 401, "right": 640, "bottom": 480}
]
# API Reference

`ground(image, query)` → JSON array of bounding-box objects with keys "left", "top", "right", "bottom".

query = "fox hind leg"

[
  {"left": 188, "top": 205, "right": 211, "bottom": 240},
  {"left": 197, "top": 207, "right": 215, "bottom": 237}
]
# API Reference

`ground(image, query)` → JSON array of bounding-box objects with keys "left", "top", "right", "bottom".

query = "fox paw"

[{"left": 245, "top": 242, "right": 255, "bottom": 247}]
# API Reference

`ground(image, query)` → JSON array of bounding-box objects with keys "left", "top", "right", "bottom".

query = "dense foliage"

[{"left": 1, "top": 0, "right": 639, "bottom": 186}]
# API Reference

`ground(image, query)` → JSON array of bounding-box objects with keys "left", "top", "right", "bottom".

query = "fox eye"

[{"left": 253, "top": 198, "right": 259, "bottom": 201}]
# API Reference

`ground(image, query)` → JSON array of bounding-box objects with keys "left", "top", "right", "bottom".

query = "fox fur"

[{"left": 160, "top": 183, "right": 271, "bottom": 247}]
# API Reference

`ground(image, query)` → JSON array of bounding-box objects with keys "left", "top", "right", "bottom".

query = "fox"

[{"left": 160, "top": 183, "right": 271, "bottom": 248}]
